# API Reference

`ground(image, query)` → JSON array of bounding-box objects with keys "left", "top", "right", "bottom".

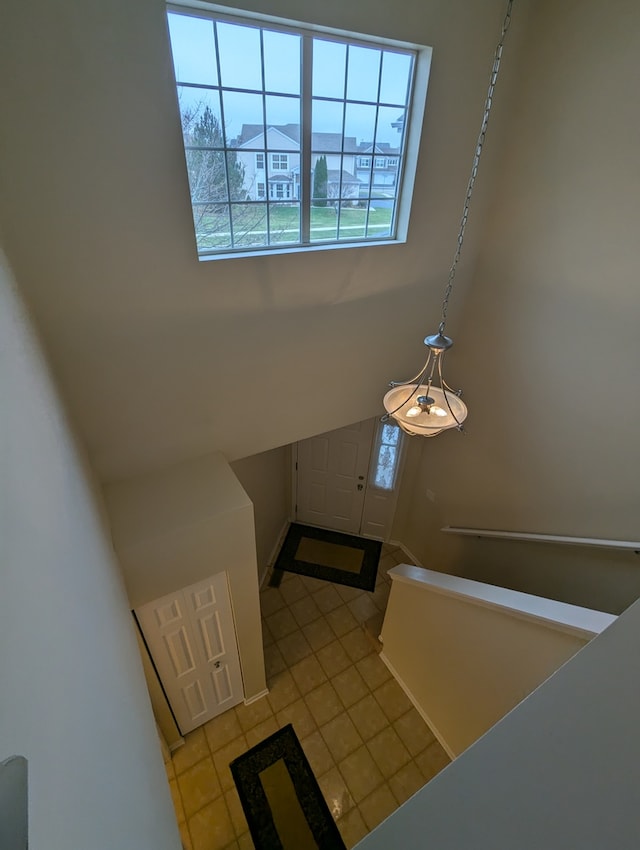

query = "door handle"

[
  {"left": 357, "top": 484, "right": 364, "bottom": 491},
  {"left": 214, "top": 661, "right": 221, "bottom": 669}
]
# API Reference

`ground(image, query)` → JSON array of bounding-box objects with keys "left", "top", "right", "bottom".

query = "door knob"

[
  {"left": 357, "top": 484, "right": 363, "bottom": 491},
  {"left": 358, "top": 475, "right": 364, "bottom": 480},
  {"left": 214, "top": 661, "right": 221, "bottom": 669}
]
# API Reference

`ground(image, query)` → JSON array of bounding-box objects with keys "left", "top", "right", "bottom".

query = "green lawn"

[{"left": 195, "top": 204, "right": 393, "bottom": 250}]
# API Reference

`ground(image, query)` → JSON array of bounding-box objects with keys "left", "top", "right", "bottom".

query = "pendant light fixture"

[{"left": 383, "top": 0, "right": 514, "bottom": 437}]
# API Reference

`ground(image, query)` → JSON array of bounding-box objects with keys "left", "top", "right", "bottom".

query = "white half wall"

[{"left": 0, "top": 249, "right": 180, "bottom": 850}]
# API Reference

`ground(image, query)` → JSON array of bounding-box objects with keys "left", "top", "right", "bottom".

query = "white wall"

[
  {"left": 394, "top": 0, "right": 640, "bottom": 614},
  {"left": 104, "top": 453, "right": 267, "bottom": 701},
  {"left": 359, "top": 593, "right": 640, "bottom": 850},
  {"left": 231, "top": 445, "right": 290, "bottom": 576},
  {"left": 0, "top": 0, "right": 525, "bottom": 482},
  {"left": 380, "top": 566, "right": 614, "bottom": 756},
  {"left": 0, "top": 250, "right": 180, "bottom": 850}
]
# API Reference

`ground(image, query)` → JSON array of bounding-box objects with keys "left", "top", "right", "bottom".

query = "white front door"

[
  {"left": 296, "top": 419, "right": 375, "bottom": 534},
  {"left": 135, "top": 572, "right": 244, "bottom": 735}
]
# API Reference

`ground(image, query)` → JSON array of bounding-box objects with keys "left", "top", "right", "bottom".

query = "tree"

[{"left": 312, "top": 155, "right": 328, "bottom": 207}]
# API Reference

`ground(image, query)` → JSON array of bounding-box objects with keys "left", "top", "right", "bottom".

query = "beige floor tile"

[
  {"left": 338, "top": 745, "right": 384, "bottom": 803},
  {"left": 325, "top": 604, "right": 358, "bottom": 637},
  {"left": 212, "top": 735, "right": 249, "bottom": 792},
  {"left": 347, "top": 594, "right": 379, "bottom": 624},
  {"left": 278, "top": 575, "right": 308, "bottom": 605},
  {"left": 265, "top": 607, "right": 299, "bottom": 640},
  {"left": 264, "top": 643, "right": 287, "bottom": 679},
  {"left": 204, "top": 710, "right": 243, "bottom": 755},
  {"left": 245, "top": 716, "right": 279, "bottom": 748},
  {"left": 300, "top": 730, "right": 335, "bottom": 777},
  {"left": 320, "top": 713, "right": 363, "bottom": 763},
  {"left": 312, "top": 584, "right": 344, "bottom": 614},
  {"left": 276, "top": 631, "right": 313, "bottom": 666},
  {"left": 289, "top": 654, "right": 328, "bottom": 695},
  {"left": 371, "top": 583, "right": 391, "bottom": 612},
  {"left": 173, "top": 728, "right": 211, "bottom": 775},
  {"left": 366, "top": 726, "right": 411, "bottom": 779},
  {"left": 179, "top": 820, "right": 194, "bottom": 850},
  {"left": 276, "top": 698, "right": 317, "bottom": 739},
  {"left": 305, "top": 681, "right": 344, "bottom": 726},
  {"left": 356, "top": 653, "right": 391, "bottom": 691},
  {"left": 260, "top": 619, "right": 274, "bottom": 648},
  {"left": 259, "top": 586, "right": 286, "bottom": 617},
  {"left": 347, "top": 694, "right": 388, "bottom": 742},
  {"left": 289, "top": 594, "right": 322, "bottom": 627},
  {"left": 373, "top": 677, "right": 412, "bottom": 722},
  {"left": 266, "top": 670, "right": 301, "bottom": 713},
  {"left": 318, "top": 766, "right": 355, "bottom": 821},
  {"left": 331, "top": 666, "right": 369, "bottom": 709},
  {"left": 358, "top": 783, "right": 397, "bottom": 831},
  {"left": 393, "top": 708, "right": 436, "bottom": 757},
  {"left": 377, "top": 553, "right": 397, "bottom": 575},
  {"left": 168, "top": 777, "right": 186, "bottom": 824},
  {"left": 234, "top": 697, "right": 274, "bottom": 733},
  {"left": 177, "top": 757, "right": 222, "bottom": 819},
  {"left": 316, "top": 639, "right": 352, "bottom": 678},
  {"left": 336, "top": 585, "right": 363, "bottom": 603},
  {"left": 388, "top": 760, "right": 425, "bottom": 805},
  {"left": 188, "top": 795, "right": 236, "bottom": 850},
  {"left": 237, "top": 832, "right": 255, "bottom": 850},
  {"left": 300, "top": 575, "right": 328, "bottom": 593},
  {"left": 224, "top": 787, "right": 249, "bottom": 838},
  {"left": 302, "top": 616, "right": 337, "bottom": 651},
  {"left": 415, "top": 740, "right": 451, "bottom": 782},
  {"left": 340, "top": 627, "right": 374, "bottom": 663},
  {"left": 337, "top": 806, "right": 368, "bottom": 849}
]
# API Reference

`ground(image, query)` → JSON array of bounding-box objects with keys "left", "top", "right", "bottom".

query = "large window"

[{"left": 167, "top": 6, "right": 428, "bottom": 258}]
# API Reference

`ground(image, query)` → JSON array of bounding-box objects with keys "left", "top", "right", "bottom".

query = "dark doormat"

[
  {"left": 270, "top": 523, "right": 382, "bottom": 592},
  {"left": 230, "top": 723, "right": 346, "bottom": 850}
]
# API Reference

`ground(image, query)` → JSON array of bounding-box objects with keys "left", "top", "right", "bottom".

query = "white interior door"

[
  {"left": 135, "top": 572, "right": 244, "bottom": 735},
  {"left": 296, "top": 418, "right": 404, "bottom": 539},
  {"left": 296, "top": 419, "right": 374, "bottom": 534}
]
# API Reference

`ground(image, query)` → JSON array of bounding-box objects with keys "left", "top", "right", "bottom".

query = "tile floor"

[{"left": 164, "top": 544, "right": 451, "bottom": 850}]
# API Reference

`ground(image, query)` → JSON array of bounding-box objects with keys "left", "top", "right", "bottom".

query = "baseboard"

[
  {"left": 388, "top": 538, "right": 424, "bottom": 568},
  {"left": 244, "top": 688, "right": 270, "bottom": 706},
  {"left": 379, "top": 651, "right": 456, "bottom": 761},
  {"left": 260, "top": 520, "right": 291, "bottom": 588},
  {"left": 168, "top": 737, "right": 186, "bottom": 752}
]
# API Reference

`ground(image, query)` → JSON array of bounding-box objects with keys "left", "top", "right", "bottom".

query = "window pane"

[
  {"left": 312, "top": 99, "right": 344, "bottom": 138},
  {"left": 344, "top": 103, "right": 376, "bottom": 147},
  {"left": 185, "top": 150, "right": 227, "bottom": 202},
  {"left": 193, "top": 204, "right": 232, "bottom": 250},
  {"left": 263, "top": 30, "right": 301, "bottom": 94},
  {"left": 265, "top": 97, "right": 300, "bottom": 146},
  {"left": 346, "top": 45, "right": 381, "bottom": 102},
  {"left": 379, "top": 51, "right": 412, "bottom": 105},
  {"left": 338, "top": 207, "right": 367, "bottom": 240},
  {"left": 231, "top": 203, "right": 269, "bottom": 247},
  {"left": 226, "top": 152, "right": 246, "bottom": 201},
  {"left": 217, "top": 22, "right": 262, "bottom": 90},
  {"left": 313, "top": 39, "right": 346, "bottom": 98},
  {"left": 310, "top": 205, "right": 337, "bottom": 241},
  {"left": 377, "top": 106, "right": 405, "bottom": 146},
  {"left": 178, "top": 88, "right": 222, "bottom": 146},
  {"left": 374, "top": 445, "right": 397, "bottom": 490},
  {"left": 366, "top": 203, "right": 393, "bottom": 238},
  {"left": 269, "top": 203, "right": 300, "bottom": 243},
  {"left": 381, "top": 423, "right": 400, "bottom": 445},
  {"left": 168, "top": 13, "right": 218, "bottom": 86},
  {"left": 222, "top": 91, "right": 264, "bottom": 147}
]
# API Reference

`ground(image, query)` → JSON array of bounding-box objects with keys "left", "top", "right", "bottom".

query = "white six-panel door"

[
  {"left": 296, "top": 419, "right": 375, "bottom": 534},
  {"left": 135, "top": 572, "right": 243, "bottom": 735}
]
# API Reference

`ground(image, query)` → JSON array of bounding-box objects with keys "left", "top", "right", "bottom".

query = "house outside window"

[
  {"left": 374, "top": 157, "right": 386, "bottom": 168},
  {"left": 166, "top": 6, "right": 431, "bottom": 258}
]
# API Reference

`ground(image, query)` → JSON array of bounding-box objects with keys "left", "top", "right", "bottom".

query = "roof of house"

[{"left": 236, "top": 124, "right": 361, "bottom": 153}]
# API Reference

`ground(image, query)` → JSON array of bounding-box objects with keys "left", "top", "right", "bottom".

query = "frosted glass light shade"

[{"left": 383, "top": 385, "right": 467, "bottom": 436}]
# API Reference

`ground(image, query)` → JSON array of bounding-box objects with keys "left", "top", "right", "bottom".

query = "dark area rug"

[
  {"left": 230, "top": 723, "right": 346, "bottom": 850},
  {"left": 271, "top": 523, "right": 382, "bottom": 592}
]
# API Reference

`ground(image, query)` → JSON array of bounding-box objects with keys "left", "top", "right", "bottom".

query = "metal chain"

[{"left": 438, "top": 0, "right": 514, "bottom": 335}]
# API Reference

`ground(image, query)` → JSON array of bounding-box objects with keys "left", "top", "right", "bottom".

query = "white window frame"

[
  {"left": 359, "top": 156, "right": 371, "bottom": 168},
  {"left": 256, "top": 153, "right": 265, "bottom": 170},
  {"left": 370, "top": 420, "right": 403, "bottom": 492},
  {"left": 374, "top": 156, "right": 386, "bottom": 168},
  {"left": 167, "top": 3, "right": 432, "bottom": 260}
]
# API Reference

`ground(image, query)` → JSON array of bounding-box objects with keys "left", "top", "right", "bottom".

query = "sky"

[{"left": 167, "top": 11, "right": 412, "bottom": 148}]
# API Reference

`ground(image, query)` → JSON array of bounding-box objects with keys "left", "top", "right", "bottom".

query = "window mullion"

[{"left": 300, "top": 35, "right": 312, "bottom": 244}]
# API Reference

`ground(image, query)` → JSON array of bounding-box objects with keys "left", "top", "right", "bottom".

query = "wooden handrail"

[{"left": 441, "top": 526, "right": 640, "bottom": 553}]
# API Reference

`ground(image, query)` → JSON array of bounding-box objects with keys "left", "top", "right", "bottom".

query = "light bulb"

[{"left": 406, "top": 405, "right": 422, "bottom": 418}]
